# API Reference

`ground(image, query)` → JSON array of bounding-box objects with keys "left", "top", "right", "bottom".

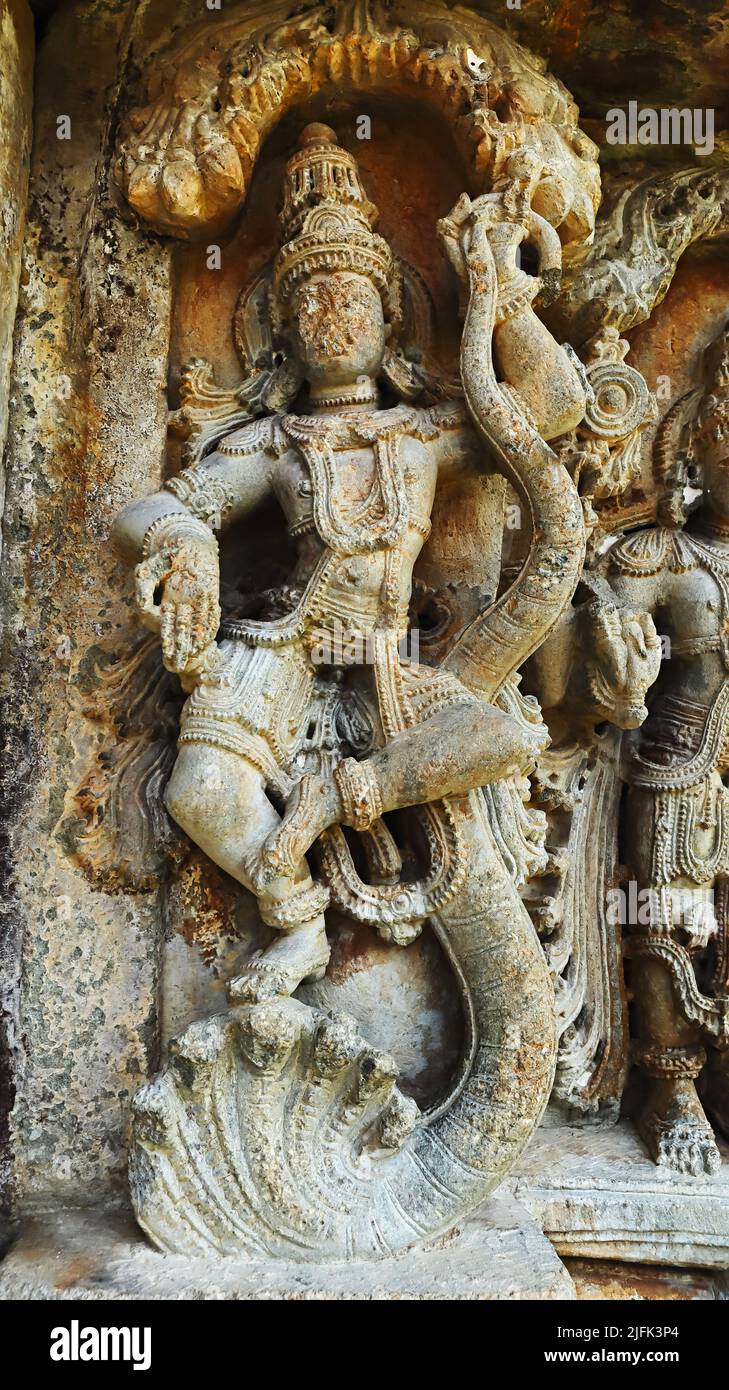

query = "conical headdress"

[{"left": 273, "top": 124, "right": 395, "bottom": 313}]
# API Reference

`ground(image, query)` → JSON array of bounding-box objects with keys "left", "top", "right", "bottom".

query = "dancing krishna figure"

[
  {"left": 113, "top": 125, "right": 586, "bottom": 1003},
  {"left": 112, "top": 124, "right": 615, "bottom": 1259}
]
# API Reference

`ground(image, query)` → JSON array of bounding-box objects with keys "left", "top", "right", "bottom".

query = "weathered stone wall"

[
  {"left": 0, "top": 0, "right": 179, "bottom": 1218},
  {"left": 2, "top": 0, "right": 728, "bottom": 1243},
  {"left": 0, "top": 0, "right": 33, "bottom": 1237},
  {"left": 0, "top": 0, "right": 33, "bottom": 519}
]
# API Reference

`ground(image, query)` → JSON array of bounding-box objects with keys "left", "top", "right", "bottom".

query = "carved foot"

[
  {"left": 228, "top": 921, "right": 330, "bottom": 1004},
  {"left": 261, "top": 773, "right": 338, "bottom": 881},
  {"left": 638, "top": 1078, "right": 721, "bottom": 1176}
]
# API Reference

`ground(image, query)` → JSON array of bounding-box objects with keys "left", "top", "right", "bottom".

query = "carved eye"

[{"left": 656, "top": 200, "right": 675, "bottom": 220}]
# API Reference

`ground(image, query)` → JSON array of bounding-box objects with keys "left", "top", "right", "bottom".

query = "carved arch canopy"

[{"left": 113, "top": 0, "right": 599, "bottom": 259}]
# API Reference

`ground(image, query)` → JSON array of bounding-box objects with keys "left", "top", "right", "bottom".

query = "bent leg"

[
  {"left": 356, "top": 701, "right": 540, "bottom": 808},
  {"left": 263, "top": 700, "right": 542, "bottom": 878},
  {"left": 165, "top": 744, "right": 330, "bottom": 1000}
]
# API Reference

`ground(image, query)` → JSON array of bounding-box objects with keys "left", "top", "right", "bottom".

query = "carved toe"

[{"left": 642, "top": 1113, "right": 722, "bottom": 1177}]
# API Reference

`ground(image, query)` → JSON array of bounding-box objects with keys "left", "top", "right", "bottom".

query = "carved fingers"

[
  {"left": 437, "top": 192, "right": 476, "bottom": 285},
  {"left": 683, "top": 915, "right": 717, "bottom": 952},
  {"left": 160, "top": 566, "right": 220, "bottom": 674},
  {"left": 438, "top": 191, "right": 501, "bottom": 283},
  {"left": 135, "top": 541, "right": 220, "bottom": 676},
  {"left": 618, "top": 610, "right": 662, "bottom": 688},
  {"left": 134, "top": 550, "right": 168, "bottom": 631}
]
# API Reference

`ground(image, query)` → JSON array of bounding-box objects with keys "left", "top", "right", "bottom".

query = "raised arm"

[{"left": 111, "top": 423, "right": 274, "bottom": 680}]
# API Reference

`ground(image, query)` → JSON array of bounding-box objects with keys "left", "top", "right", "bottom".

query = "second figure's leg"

[{"left": 631, "top": 948, "right": 720, "bottom": 1177}]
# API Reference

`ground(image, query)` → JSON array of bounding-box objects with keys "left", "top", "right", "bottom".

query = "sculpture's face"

[
  {"left": 288, "top": 271, "right": 386, "bottom": 387},
  {"left": 703, "top": 453, "right": 729, "bottom": 519}
]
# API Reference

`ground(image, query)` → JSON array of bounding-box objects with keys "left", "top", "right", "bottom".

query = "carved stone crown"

[{"left": 273, "top": 124, "right": 395, "bottom": 310}]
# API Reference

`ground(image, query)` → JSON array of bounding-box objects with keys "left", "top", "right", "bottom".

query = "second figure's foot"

[
  {"left": 638, "top": 1077, "right": 721, "bottom": 1177},
  {"left": 228, "top": 919, "right": 331, "bottom": 1005}
]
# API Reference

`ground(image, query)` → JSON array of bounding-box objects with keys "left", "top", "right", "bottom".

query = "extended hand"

[
  {"left": 438, "top": 192, "right": 498, "bottom": 289},
  {"left": 135, "top": 539, "right": 220, "bottom": 675}
]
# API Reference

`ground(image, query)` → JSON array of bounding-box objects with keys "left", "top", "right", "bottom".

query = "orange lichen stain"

[
  {"left": 568, "top": 1257, "right": 724, "bottom": 1301},
  {"left": 54, "top": 1255, "right": 96, "bottom": 1291},
  {"left": 548, "top": 0, "right": 591, "bottom": 63},
  {"left": 174, "top": 856, "right": 240, "bottom": 968},
  {"left": 627, "top": 256, "right": 729, "bottom": 402},
  {"left": 326, "top": 920, "right": 392, "bottom": 984},
  {"left": 595, "top": 255, "right": 729, "bottom": 518}
]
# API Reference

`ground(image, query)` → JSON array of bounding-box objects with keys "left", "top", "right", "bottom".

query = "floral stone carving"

[{"left": 113, "top": 0, "right": 599, "bottom": 249}]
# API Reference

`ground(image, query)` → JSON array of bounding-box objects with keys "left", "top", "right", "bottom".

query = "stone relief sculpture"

[
  {"left": 6, "top": 0, "right": 729, "bottom": 1305},
  {"left": 507, "top": 166, "right": 729, "bottom": 1133},
  {"left": 515, "top": 326, "right": 662, "bottom": 1119},
  {"left": 112, "top": 119, "right": 596, "bottom": 1257},
  {"left": 608, "top": 326, "right": 729, "bottom": 1176},
  {"left": 101, "top": 1, "right": 700, "bottom": 1260}
]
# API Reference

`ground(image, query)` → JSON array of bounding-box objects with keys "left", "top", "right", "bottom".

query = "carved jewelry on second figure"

[{"left": 610, "top": 325, "right": 729, "bottom": 1176}]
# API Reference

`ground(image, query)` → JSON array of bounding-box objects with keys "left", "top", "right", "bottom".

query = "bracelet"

[
  {"left": 258, "top": 881, "right": 331, "bottom": 930},
  {"left": 494, "top": 275, "right": 540, "bottom": 326},
  {"left": 632, "top": 1041, "right": 706, "bottom": 1079},
  {"left": 334, "top": 757, "right": 383, "bottom": 832},
  {"left": 141, "top": 511, "right": 218, "bottom": 559},
  {"left": 166, "top": 467, "right": 234, "bottom": 530}
]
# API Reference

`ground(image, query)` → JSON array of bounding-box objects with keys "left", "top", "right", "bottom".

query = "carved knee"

[
  {"left": 164, "top": 746, "right": 231, "bottom": 840},
  {"left": 164, "top": 754, "right": 205, "bottom": 837}
]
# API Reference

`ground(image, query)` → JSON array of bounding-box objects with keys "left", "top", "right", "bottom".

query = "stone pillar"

[
  {"left": 0, "top": 0, "right": 176, "bottom": 1225},
  {"left": 0, "top": 0, "right": 33, "bottom": 1240}
]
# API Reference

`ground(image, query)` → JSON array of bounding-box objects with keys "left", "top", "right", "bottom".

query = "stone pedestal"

[
  {"left": 0, "top": 1194, "right": 574, "bottom": 1301},
  {"left": 6, "top": 1120, "right": 729, "bottom": 1297},
  {"left": 512, "top": 1121, "right": 729, "bottom": 1270}
]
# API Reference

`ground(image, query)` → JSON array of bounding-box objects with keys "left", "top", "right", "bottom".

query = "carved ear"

[
  {"left": 381, "top": 257, "right": 461, "bottom": 401},
  {"left": 234, "top": 262, "right": 275, "bottom": 373}
]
